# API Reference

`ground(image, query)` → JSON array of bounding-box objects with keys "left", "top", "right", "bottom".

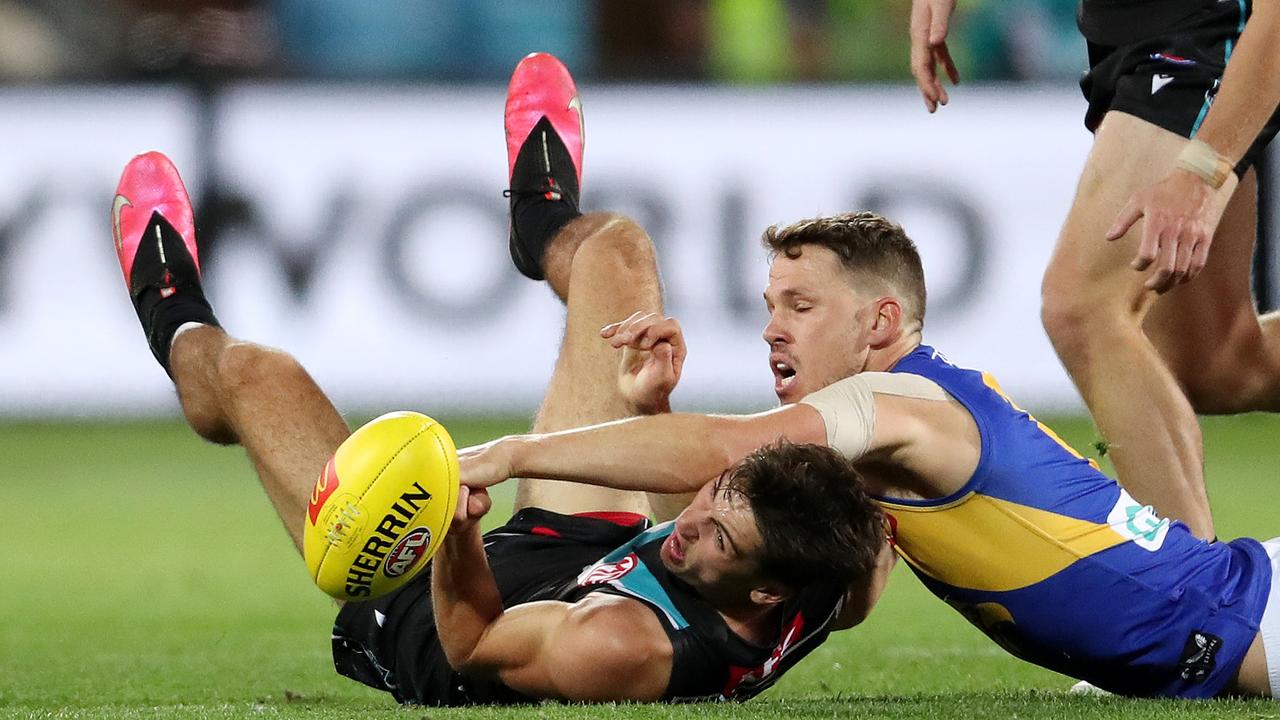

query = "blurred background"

[
  {"left": 6, "top": 4, "right": 1280, "bottom": 713},
  {"left": 0, "top": 0, "right": 1274, "bottom": 420},
  {"left": 0, "top": 0, "right": 1084, "bottom": 84}
]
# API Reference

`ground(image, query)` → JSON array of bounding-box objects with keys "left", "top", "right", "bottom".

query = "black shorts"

[
  {"left": 331, "top": 507, "right": 648, "bottom": 706},
  {"left": 1079, "top": 0, "right": 1280, "bottom": 175}
]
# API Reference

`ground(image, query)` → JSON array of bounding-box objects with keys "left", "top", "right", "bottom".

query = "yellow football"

[{"left": 303, "top": 411, "right": 459, "bottom": 602}]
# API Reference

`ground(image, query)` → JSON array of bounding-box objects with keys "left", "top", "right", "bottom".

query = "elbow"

[
  {"left": 442, "top": 638, "right": 488, "bottom": 675},
  {"left": 438, "top": 634, "right": 477, "bottom": 672}
]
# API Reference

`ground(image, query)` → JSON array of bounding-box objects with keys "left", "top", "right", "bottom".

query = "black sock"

[
  {"left": 512, "top": 194, "right": 581, "bottom": 269},
  {"left": 136, "top": 288, "right": 221, "bottom": 378}
]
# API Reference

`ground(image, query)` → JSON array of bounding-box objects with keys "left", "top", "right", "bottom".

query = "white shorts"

[{"left": 1258, "top": 538, "right": 1280, "bottom": 697}]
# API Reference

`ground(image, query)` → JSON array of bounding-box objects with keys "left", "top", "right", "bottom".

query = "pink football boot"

[
  {"left": 112, "top": 151, "right": 218, "bottom": 374},
  {"left": 504, "top": 52, "right": 585, "bottom": 280}
]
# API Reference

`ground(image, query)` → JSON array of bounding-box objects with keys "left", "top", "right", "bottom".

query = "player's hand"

[
  {"left": 602, "top": 311, "right": 687, "bottom": 415},
  {"left": 457, "top": 438, "right": 515, "bottom": 489},
  {"left": 910, "top": 0, "right": 960, "bottom": 113},
  {"left": 1106, "top": 168, "right": 1233, "bottom": 293},
  {"left": 451, "top": 484, "right": 492, "bottom": 534}
]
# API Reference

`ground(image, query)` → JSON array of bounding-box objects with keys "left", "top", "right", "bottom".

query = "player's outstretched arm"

[
  {"left": 432, "top": 488, "right": 672, "bottom": 700},
  {"left": 1107, "top": 1, "right": 1280, "bottom": 291},
  {"left": 460, "top": 404, "right": 828, "bottom": 494}
]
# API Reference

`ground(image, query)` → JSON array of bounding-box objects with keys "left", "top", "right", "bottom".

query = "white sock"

[{"left": 172, "top": 321, "right": 208, "bottom": 343}]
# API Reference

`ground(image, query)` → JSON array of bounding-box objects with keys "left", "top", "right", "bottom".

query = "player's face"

[
  {"left": 660, "top": 474, "right": 768, "bottom": 603},
  {"left": 763, "top": 246, "right": 877, "bottom": 405}
]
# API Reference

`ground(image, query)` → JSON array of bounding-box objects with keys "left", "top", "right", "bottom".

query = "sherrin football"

[{"left": 304, "top": 411, "right": 459, "bottom": 601}]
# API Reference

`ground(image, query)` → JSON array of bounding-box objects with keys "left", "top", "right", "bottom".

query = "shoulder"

[
  {"left": 545, "top": 593, "right": 674, "bottom": 698},
  {"left": 563, "top": 593, "right": 674, "bottom": 660}
]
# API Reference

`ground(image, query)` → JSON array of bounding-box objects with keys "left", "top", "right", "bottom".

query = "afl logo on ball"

[
  {"left": 577, "top": 553, "right": 638, "bottom": 586},
  {"left": 383, "top": 527, "right": 432, "bottom": 578}
]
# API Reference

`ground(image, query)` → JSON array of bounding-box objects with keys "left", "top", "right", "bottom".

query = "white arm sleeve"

[
  {"left": 799, "top": 372, "right": 950, "bottom": 461},
  {"left": 798, "top": 374, "right": 876, "bottom": 460}
]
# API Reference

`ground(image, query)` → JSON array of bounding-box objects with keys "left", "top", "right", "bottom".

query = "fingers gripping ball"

[{"left": 304, "top": 411, "right": 459, "bottom": 601}]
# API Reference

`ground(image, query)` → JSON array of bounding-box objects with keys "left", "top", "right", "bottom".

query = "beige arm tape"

[
  {"left": 1176, "top": 139, "right": 1233, "bottom": 189},
  {"left": 799, "top": 372, "right": 949, "bottom": 460}
]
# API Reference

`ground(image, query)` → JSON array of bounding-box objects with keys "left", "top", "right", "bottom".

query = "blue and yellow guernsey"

[{"left": 882, "top": 345, "right": 1271, "bottom": 698}]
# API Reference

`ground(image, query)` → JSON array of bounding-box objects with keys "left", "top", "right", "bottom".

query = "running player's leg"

[
  {"left": 1145, "top": 170, "right": 1280, "bottom": 414},
  {"left": 1041, "top": 111, "right": 1217, "bottom": 539},
  {"left": 112, "top": 151, "right": 347, "bottom": 554},
  {"left": 504, "top": 53, "right": 659, "bottom": 516}
]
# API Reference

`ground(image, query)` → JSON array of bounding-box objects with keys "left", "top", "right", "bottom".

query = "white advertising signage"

[{"left": 0, "top": 85, "right": 1098, "bottom": 417}]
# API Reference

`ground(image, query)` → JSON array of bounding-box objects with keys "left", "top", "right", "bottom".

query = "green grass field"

[{"left": 4, "top": 414, "right": 1280, "bottom": 719}]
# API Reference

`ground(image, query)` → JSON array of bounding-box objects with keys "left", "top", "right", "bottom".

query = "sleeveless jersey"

[{"left": 880, "top": 345, "right": 1270, "bottom": 698}]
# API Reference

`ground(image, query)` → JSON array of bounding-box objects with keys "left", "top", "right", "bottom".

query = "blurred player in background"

[
  {"left": 462, "top": 209, "right": 1280, "bottom": 698},
  {"left": 910, "top": 0, "right": 1280, "bottom": 540},
  {"left": 107, "top": 53, "right": 885, "bottom": 705}
]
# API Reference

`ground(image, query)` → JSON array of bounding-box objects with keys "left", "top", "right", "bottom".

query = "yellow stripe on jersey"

[
  {"left": 980, "top": 372, "right": 1100, "bottom": 471},
  {"left": 881, "top": 492, "right": 1129, "bottom": 592}
]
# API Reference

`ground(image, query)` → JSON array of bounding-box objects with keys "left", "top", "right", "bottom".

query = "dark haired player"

[
  {"left": 912, "top": 0, "right": 1280, "bottom": 543},
  {"left": 106, "top": 54, "right": 887, "bottom": 705},
  {"left": 464, "top": 209, "right": 1280, "bottom": 698}
]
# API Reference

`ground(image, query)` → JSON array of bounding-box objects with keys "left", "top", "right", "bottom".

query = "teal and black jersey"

[
  {"left": 569, "top": 523, "right": 846, "bottom": 701},
  {"left": 881, "top": 345, "right": 1271, "bottom": 698},
  {"left": 333, "top": 508, "right": 843, "bottom": 705}
]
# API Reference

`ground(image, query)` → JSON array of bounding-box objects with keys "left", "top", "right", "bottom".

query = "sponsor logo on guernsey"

[
  {"left": 383, "top": 527, "right": 432, "bottom": 578},
  {"left": 577, "top": 553, "right": 638, "bottom": 586},
  {"left": 1149, "top": 53, "right": 1196, "bottom": 67},
  {"left": 1107, "top": 487, "right": 1170, "bottom": 551},
  {"left": 1151, "top": 73, "right": 1175, "bottom": 95},
  {"left": 343, "top": 481, "right": 433, "bottom": 597}
]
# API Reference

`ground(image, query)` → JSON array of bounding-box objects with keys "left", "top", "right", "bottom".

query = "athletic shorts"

[
  {"left": 1256, "top": 538, "right": 1280, "bottom": 696},
  {"left": 331, "top": 507, "right": 648, "bottom": 706},
  {"left": 1079, "top": 0, "right": 1280, "bottom": 176}
]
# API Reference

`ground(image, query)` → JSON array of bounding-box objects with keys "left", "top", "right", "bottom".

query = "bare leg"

[
  {"left": 1041, "top": 111, "right": 1220, "bottom": 538},
  {"left": 513, "top": 212, "right": 664, "bottom": 516},
  {"left": 169, "top": 325, "right": 350, "bottom": 553},
  {"left": 1146, "top": 170, "right": 1280, "bottom": 414}
]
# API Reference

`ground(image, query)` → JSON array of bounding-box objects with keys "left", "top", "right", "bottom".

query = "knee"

[
  {"left": 573, "top": 213, "right": 657, "bottom": 275},
  {"left": 216, "top": 341, "right": 305, "bottom": 398},
  {"left": 1040, "top": 266, "right": 1095, "bottom": 358},
  {"left": 1040, "top": 255, "right": 1143, "bottom": 363}
]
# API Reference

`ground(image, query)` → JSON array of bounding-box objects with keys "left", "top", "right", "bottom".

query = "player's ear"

[
  {"left": 749, "top": 584, "right": 791, "bottom": 607},
  {"left": 869, "top": 296, "right": 902, "bottom": 347}
]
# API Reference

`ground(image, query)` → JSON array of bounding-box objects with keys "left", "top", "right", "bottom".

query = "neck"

[
  {"left": 717, "top": 603, "right": 780, "bottom": 647},
  {"left": 865, "top": 331, "right": 922, "bottom": 372}
]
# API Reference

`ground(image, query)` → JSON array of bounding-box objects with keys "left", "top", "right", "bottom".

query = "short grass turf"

[{"left": 3, "top": 413, "right": 1280, "bottom": 719}]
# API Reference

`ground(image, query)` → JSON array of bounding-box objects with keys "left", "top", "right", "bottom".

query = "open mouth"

[
  {"left": 772, "top": 356, "right": 797, "bottom": 394},
  {"left": 665, "top": 531, "right": 685, "bottom": 564}
]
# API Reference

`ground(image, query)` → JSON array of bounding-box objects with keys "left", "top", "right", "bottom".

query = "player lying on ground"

[
  {"left": 462, "top": 209, "right": 1280, "bottom": 699},
  {"left": 106, "top": 54, "right": 886, "bottom": 705}
]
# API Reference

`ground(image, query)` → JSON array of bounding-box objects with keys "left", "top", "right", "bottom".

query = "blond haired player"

[{"left": 463, "top": 210, "right": 1280, "bottom": 699}]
